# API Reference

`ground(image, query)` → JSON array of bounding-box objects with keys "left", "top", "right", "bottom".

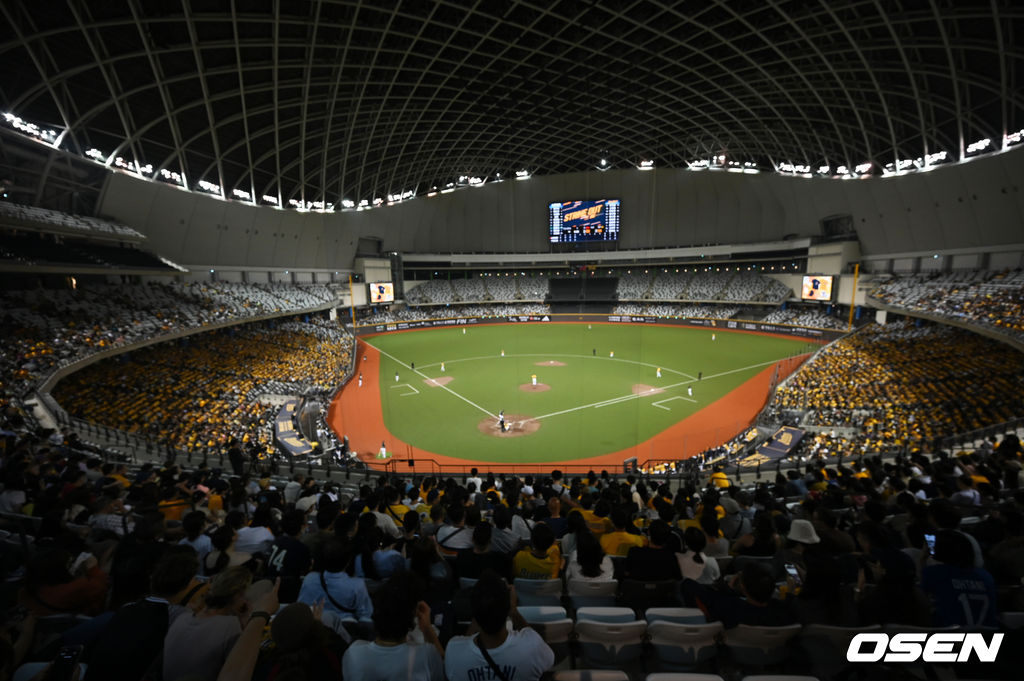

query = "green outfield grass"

[{"left": 366, "top": 323, "right": 811, "bottom": 462}]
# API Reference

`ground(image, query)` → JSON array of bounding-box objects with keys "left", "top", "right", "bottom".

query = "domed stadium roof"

[{"left": 1, "top": 0, "right": 1022, "bottom": 209}]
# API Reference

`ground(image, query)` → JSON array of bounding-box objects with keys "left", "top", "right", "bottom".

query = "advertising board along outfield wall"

[{"left": 352, "top": 312, "right": 847, "bottom": 343}]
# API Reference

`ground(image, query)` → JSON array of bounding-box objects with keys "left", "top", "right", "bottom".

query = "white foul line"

[
  {"left": 389, "top": 383, "right": 420, "bottom": 397},
  {"left": 366, "top": 341, "right": 495, "bottom": 418},
  {"left": 653, "top": 395, "right": 696, "bottom": 411},
  {"left": 533, "top": 356, "right": 787, "bottom": 421}
]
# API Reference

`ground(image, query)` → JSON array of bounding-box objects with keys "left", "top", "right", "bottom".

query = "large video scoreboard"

[{"left": 548, "top": 199, "right": 620, "bottom": 243}]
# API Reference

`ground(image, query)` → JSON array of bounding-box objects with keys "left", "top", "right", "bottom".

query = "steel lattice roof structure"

[{"left": 1, "top": 0, "right": 1022, "bottom": 211}]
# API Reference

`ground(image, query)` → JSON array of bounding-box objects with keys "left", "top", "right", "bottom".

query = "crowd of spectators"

[
  {"left": 515, "top": 276, "right": 550, "bottom": 300},
  {"left": 769, "top": 321, "right": 1024, "bottom": 456},
  {"left": 357, "top": 304, "right": 550, "bottom": 326},
  {"left": 717, "top": 272, "right": 790, "bottom": 303},
  {"left": 50, "top": 316, "right": 352, "bottom": 457},
  {"left": 760, "top": 307, "right": 847, "bottom": 330},
  {"left": 405, "top": 281, "right": 455, "bottom": 305},
  {"left": 870, "top": 269, "right": 1024, "bottom": 344},
  {"left": 1, "top": 400, "right": 1021, "bottom": 680},
  {"left": 0, "top": 282, "right": 338, "bottom": 397},
  {"left": 619, "top": 271, "right": 791, "bottom": 304},
  {"left": 450, "top": 279, "right": 487, "bottom": 302},
  {"left": 615, "top": 273, "right": 654, "bottom": 299},
  {"left": 0, "top": 202, "right": 146, "bottom": 240},
  {"left": 406, "top": 277, "right": 552, "bottom": 305},
  {"left": 612, "top": 303, "right": 740, "bottom": 319},
  {"left": 483, "top": 277, "right": 516, "bottom": 301}
]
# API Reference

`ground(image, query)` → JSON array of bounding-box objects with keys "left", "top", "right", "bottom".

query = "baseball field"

[{"left": 329, "top": 322, "right": 816, "bottom": 470}]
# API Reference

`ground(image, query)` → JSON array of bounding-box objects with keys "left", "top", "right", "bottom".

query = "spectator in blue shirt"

[
  {"left": 298, "top": 537, "right": 372, "bottom": 621},
  {"left": 921, "top": 530, "right": 998, "bottom": 628}
]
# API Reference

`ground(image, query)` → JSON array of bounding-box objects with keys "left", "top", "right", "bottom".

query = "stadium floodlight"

[
  {"left": 855, "top": 162, "right": 872, "bottom": 174},
  {"left": 966, "top": 138, "right": 991, "bottom": 154},
  {"left": 515, "top": 169, "right": 530, "bottom": 179},
  {"left": 262, "top": 194, "right": 279, "bottom": 205},
  {"left": 468, "top": 176, "right": 484, "bottom": 185},
  {"left": 637, "top": 160, "right": 654, "bottom": 170},
  {"left": 836, "top": 165, "right": 849, "bottom": 175},
  {"left": 197, "top": 179, "right": 221, "bottom": 194},
  {"left": 925, "top": 151, "right": 948, "bottom": 164},
  {"left": 232, "top": 188, "right": 251, "bottom": 201},
  {"left": 358, "top": 199, "right": 369, "bottom": 207},
  {"left": 160, "top": 169, "right": 184, "bottom": 184},
  {"left": 1005, "top": 130, "right": 1024, "bottom": 146},
  {"left": 341, "top": 199, "right": 355, "bottom": 208},
  {"left": 86, "top": 148, "right": 104, "bottom": 160},
  {"left": 818, "top": 165, "right": 830, "bottom": 174},
  {"left": 137, "top": 163, "right": 153, "bottom": 175}
]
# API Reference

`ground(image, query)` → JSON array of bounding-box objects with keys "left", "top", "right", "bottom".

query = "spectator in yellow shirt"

[
  {"left": 578, "top": 496, "right": 612, "bottom": 538},
  {"left": 710, "top": 466, "right": 730, "bottom": 489},
  {"left": 600, "top": 509, "right": 648, "bottom": 557},
  {"left": 512, "top": 524, "right": 561, "bottom": 579}
]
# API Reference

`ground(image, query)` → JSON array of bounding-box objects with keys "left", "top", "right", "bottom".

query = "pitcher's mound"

[
  {"left": 478, "top": 414, "right": 541, "bottom": 438},
  {"left": 632, "top": 384, "right": 665, "bottom": 396},
  {"left": 534, "top": 360, "right": 567, "bottom": 366},
  {"left": 424, "top": 376, "right": 453, "bottom": 387},
  {"left": 520, "top": 383, "right": 551, "bottom": 392}
]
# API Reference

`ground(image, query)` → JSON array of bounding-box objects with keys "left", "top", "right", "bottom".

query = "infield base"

[{"left": 478, "top": 413, "right": 541, "bottom": 438}]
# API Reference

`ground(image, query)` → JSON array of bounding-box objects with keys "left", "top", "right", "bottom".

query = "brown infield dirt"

[
  {"left": 534, "top": 360, "right": 567, "bottom": 366},
  {"left": 632, "top": 384, "right": 665, "bottom": 396},
  {"left": 519, "top": 383, "right": 551, "bottom": 392},
  {"left": 423, "top": 376, "right": 453, "bottom": 387},
  {"left": 477, "top": 413, "right": 541, "bottom": 438}
]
